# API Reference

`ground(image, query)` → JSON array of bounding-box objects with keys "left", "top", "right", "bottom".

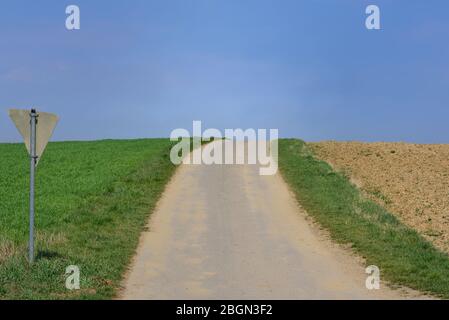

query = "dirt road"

[{"left": 121, "top": 141, "right": 412, "bottom": 299}]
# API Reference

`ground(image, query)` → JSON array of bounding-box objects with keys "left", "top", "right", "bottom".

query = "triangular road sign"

[{"left": 9, "top": 109, "right": 59, "bottom": 165}]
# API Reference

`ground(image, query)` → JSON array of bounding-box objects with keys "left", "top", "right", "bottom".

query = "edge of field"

[
  {"left": 0, "top": 139, "right": 178, "bottom": 299},
  {"left": 0, "top": 138, "right": 212, "bottom": 300},
  {"left": 277, "top": 139, "right": 449, "bottom": 299}
]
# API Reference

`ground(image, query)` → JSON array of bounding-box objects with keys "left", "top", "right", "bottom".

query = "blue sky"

[{"left": 1, "top": 0, "right": 449, "bottom": 143}]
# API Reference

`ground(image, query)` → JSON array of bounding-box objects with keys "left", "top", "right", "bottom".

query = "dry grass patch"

[{"left": 0, "top": 240, "right": 19, "bottom": 264}]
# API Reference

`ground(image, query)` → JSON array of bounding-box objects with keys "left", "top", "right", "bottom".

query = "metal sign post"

[
  {"left": 29, "top": 109, "right": 38, "bottom": 263},
  {"left": 8, "top": 108, "right": 59, "bottom": 264}
]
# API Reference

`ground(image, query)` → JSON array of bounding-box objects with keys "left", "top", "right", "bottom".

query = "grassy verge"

[
  {"left": 278, "top": 139, "right": 449, "bottom": 298},
  {"left": 0, "top": 139, "right": 181, "bottom": 299}
]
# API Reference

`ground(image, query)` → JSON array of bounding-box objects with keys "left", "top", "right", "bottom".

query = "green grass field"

[
  {"left": 0, "top": 139, "right": 177, "bottom": 299},
  {"left": 278, "top": 139, "right": 449, "bottom": 298}
]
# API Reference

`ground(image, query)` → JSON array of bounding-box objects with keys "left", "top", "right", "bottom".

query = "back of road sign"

[{"left": 8, "top": 109, "right": 59, "bottom": 165}]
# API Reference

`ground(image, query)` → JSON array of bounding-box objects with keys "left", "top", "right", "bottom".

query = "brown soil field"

[{"left": 309, "top": 141, "right": 449, "bottom": 254}]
